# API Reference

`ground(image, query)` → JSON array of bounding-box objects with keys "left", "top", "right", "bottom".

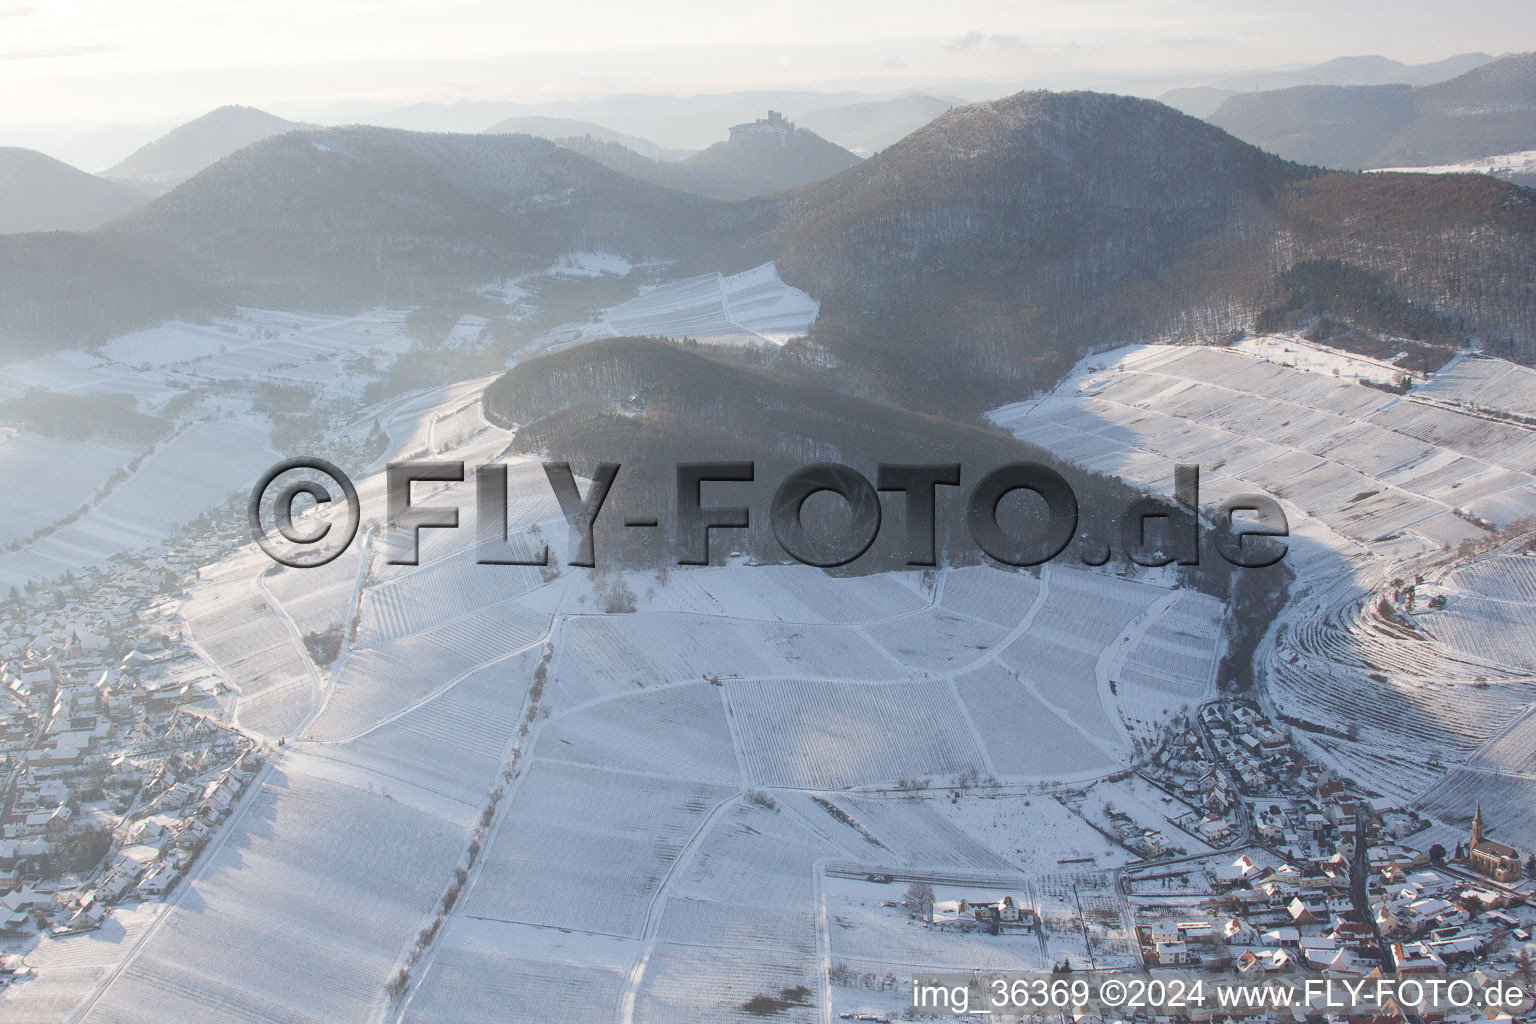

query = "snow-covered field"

[
  {"left": 9, "top": 363, "right": 1236, "bottom": 1022},
  {"left": 1034, "top": 871, "right": 1137, "bottom": 968},
  {"left": 0, "top": 418, "right": 278, "bottom": 590},
  {"left": 991, "top": 341, "right": 1535, "bottom": 567},
  {"left": 991, "top": 337, "right": 1536, "bottom": 801},
  {"left": 0, "top": 308, "right": 414, "bottom": 412},
  {"left": 401, "top": 917, "right": 636, "bottom": 1024},
  {"left": 0, "top": 260, "right": 810, "bottom": 593},
  {"left": 184, "top": 545, "right": 326, "bottom": 739},
  {"left": 0, "top": 429, "right": 142, "bottom": 548},
  {"left": 555, "top": 262, "right": 818, "bottom": 347},
  {"left": 1416, "top": 353, "right": 1536, "bottom": 421},
  {"left": 1370, "top": 149, "right": 1536, "bottom": 181},
  {"left": 825, "top": 875, "right": 1045, "bottom": 971},
  {"left": 1231, "top": 333, "right": 1420, "bottom": 388},
  {"left": 1418, "top": 552, "right": 1536, "bottom": 672},
  {"left": 75, "top": 749, "right": 477, "bottom": 1024},
  {"left": 26, "top": 308, "right": 1536, "bottom": 1023},
  {"left": 1419, "top": 764, "right": 1536, "bottom": 851},
  {"left": 0, "top": 306, "right": 421, "bottom": 591}
]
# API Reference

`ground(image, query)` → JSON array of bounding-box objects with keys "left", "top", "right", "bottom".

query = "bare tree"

[{"left": 905, "top": 881, "right": 935, "bottom": 923}]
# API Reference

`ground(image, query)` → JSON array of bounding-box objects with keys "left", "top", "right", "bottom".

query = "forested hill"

[
  {"left": 96, "top": 127, "right": 761, "bottom": 311},
  {"left": 482, "top": 336, "right": 1257, "bottom": 591},
  {"left": 768, "top": 90, "right": 1536, "bottom": 413},
  {"left": 0, "top": 148, "right": 148, "bottom": 233},
  {"left": 554, "top": 118, "right": 860, "bottom": 200},
  {"left": 3, "top": 88, "right": 1535, "bottom": 396},
  {"left": 103, "top": 105, "right": 316, "bottom": 194}
]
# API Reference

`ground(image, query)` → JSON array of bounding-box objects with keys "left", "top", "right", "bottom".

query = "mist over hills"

[
  {"left": 3, "top": 86, "right": 1534, "bottom": 411},
  {"left": 0, "top": 122, "right": 162, "bottom": 177},
  {"left": 1158, "top": 51, "right": 1496, "bottom": 118},
  {"left": 482, "top": 115, "right": 690, "bottom": 161},
  {"left": 1223, "top": 51, "right": 1495, "bottom": 91},
  {"left": 104, "top": 105, "right": 315, "bottom": 194},
  {"left": 0, "top": 147, "right": 148, "bottom": 233},
  {"left": 793, "top": 93, "right": 959, "bottom": 155},
  {"left": 1208, "top": 51, "right": 1536, "bottom": 168},
  {"left": 486, "top": 109, "right": 864, "bottom": 199},
  {"left": 2, "top": 50, "right": 1494, "bottom": 169},
  {"left": 303, "top": 53, "right": 1491, "bottom": 143},
  {"left": 366, "top": 90, "right": 872, "bottom": 149},
  {"left": 556, "top": 113, "right": 861, "bottom": 200},
  {"left": 95, "top": 126, "right": 762, "bottom": 313}
]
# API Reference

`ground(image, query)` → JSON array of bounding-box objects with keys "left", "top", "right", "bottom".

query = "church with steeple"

[{"left": 1467, "top": 805, "right": 1522, "bottom": 882}]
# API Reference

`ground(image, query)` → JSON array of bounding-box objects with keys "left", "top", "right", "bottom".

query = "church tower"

[{"left": 1470, "top": 804, "right": 1483, "bottom": 848}]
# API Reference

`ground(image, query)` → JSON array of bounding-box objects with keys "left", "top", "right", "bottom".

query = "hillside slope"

[
  {"left": 0, "top": 232, "right": 205, "bottom": 359},
  {"left": 770, "top": 90, "right": 1536, "bottom": 410},
  {"left": 0, "top": 148, "right": 148, "bottom": 233},
  {"left": 559, "top": 113, "right": 860, "bottom": 200},
  {"left": 483, "top": 336, "right": 1206, "bottom": 570},
  {"left": 482, "top": 115, "right": 688, "bottom": 161},
  {"left": 103, "top": 105, "right": 315, "bottom": 193},
  {"left": 794, "top": 93, "right": 957, "bottom": 154},
  {"left": 1209, "top": 52, "right": 1536, "bottom": 168},
  {"left": 97, "top": 126, "right": 760, "bottom": 309},
  {"left": 772, "top": 91, "right": 1302, "bottom": 404}
]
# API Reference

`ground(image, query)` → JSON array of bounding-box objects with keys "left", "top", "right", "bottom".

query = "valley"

[
  {"left": 2, "top": 59, "right": 1536, "bottom": 1023},
  {"left": 5, "top": 314, "right": 1535, "bottom": 1021}
]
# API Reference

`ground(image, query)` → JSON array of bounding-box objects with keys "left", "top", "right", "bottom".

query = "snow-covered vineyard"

[
  {"left": 0, "top": 307, "right": 419, "bottom": 588},
  {"left": 992, "top": 338, "right": 1536, "bottom": 802},
  {"left": 0, "top": 258, "right": 813, "bottom": 593},
  {"left": 548, "top": 262, "right": 819, "bottom": 348},
  {"left": 991, "top": 343, "right": 1536, "bottom": 569},
  {"left": 2, "top": 379, "right": 1223, "bottom": 1023},
  {"left": 6, "top": 312, "right": 1536, "bottom": 1021}
]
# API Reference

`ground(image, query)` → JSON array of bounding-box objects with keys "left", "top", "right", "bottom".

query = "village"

[
  {"left": 0, "top": 499, "right": 263, "bottom": 985},
  {"left": 1125, "top": 700, "right": 1534, "bottom": 1005},
  {"left": 827, "top": 697, "right": 1534, "bottom": 1023}
]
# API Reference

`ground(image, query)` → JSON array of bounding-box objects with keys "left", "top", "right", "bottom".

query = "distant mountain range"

[
  {"left": 484, "top": 95, "right": 959, "bottom": 162},
  {"left": 793, "top": 94, "right": 960, "bottom": 155},
  {"left": 552, "top": 112, "right": 860, "bottom": 201},
  {"left": 0, "top": 52, "right": 1497, "bottom": 169},
  {"left": 93, "top": 127, "right": 754, "bottom": 312},
  {"left": 483, "top": 115, "right": 690, "bottom": 162},
  {"left": 3, "top": 86, "right": 1534, "bottom": 415},
  {"left": 103, "top": 105, "right": 315, "bottom": 194},
  {"left": 1158, "top": 52, "right": 1495, "bottom": 117},
  {"left": 0, "top": 122, "right": 162, "bottom": 177},
  {"left": 368, "top": 90, "right": 872, "bottom": 149},
  {"left": 0, "top": 148, "right": 148, "bottom": 233},
  {"left": 1207, "top": 52, "right": 1536, "bottom": 169}
]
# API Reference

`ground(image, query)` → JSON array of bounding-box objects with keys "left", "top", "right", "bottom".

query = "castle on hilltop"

[{"left": 728, "top": 110, "right": 794, "bottom": 141}]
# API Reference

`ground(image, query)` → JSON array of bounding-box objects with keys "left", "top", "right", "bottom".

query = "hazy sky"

[{"left": 3, "top": 0, "right": 1533, "bottom": 127}]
